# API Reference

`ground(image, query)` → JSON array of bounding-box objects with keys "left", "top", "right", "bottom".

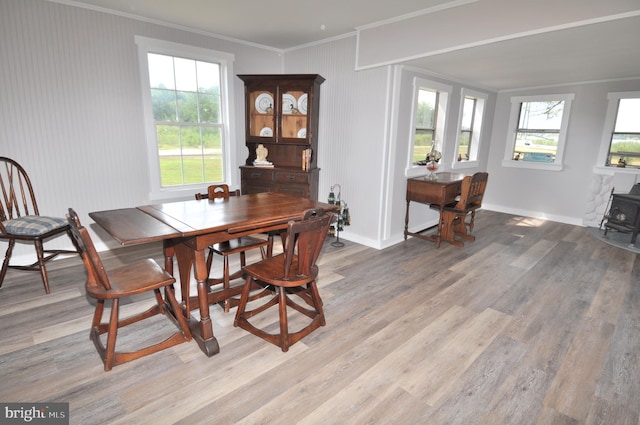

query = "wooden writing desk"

[
  {"left": 404, "top": 172, "right": 465, "bottom": 247},
  {"left": 90, "top": 192, "right": 337, "bottom": 357}
]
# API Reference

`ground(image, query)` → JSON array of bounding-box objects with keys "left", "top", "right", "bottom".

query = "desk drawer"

[{"left": 275, "top": 171, "right": 310, "bottom": 185}]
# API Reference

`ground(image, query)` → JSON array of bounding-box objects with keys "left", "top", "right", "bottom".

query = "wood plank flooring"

[{"left": 0, "top": 211, "right": 638, "bottom": 425}]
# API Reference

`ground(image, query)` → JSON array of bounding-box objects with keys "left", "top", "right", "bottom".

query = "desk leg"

[
  {"left": 172, "top": 241, "right": 220, "bottom": 357},
  {"left": 404, "top": 200, "right": 410, "bottom": 240}
]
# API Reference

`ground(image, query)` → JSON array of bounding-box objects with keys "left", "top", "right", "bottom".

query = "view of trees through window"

[
  {"left": 413, "top": 89, "right": 437, "bottom": 164},
  {"left": 148, "top": 53, "right": 224, "bottom": 186},
  {"left": 513, "top": 100, "right": 564, "bottom": 163},
  {"left": 608, "top": 98, "right": 640, "bottom": 167}
]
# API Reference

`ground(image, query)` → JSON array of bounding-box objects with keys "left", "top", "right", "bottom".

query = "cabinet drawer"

[
  {"left": 242, "top": 168, "right": 274, "bottom": 181},
  {"left": 275, "top": 171, "right": 310, "bottom": 185},
  {"left": 275, "top": 184, "right": 309, "bottom": 199}
]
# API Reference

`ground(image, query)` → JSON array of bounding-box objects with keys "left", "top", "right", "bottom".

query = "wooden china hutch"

[{"left": 238, "top": 74, "right": 324, "bottom": 199}]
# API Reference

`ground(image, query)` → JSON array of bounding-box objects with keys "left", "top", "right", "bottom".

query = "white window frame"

[
  {"left": 452, "top": 88, "right": 487, "bottom": 170},
  {"left": 406, "top": 77, "right": 452, "bottom": 177},
  {"left": 502, "top": 93, "right": 574, "bottom": 171},
  {"left": 135, "top": 36, "right": 236, "bottom": 200},
  {"left": 595, "top": 91, "right": 640, "bottom": 175}
]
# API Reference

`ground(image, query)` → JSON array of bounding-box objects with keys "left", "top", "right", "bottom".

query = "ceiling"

[{"left": 60, "top": 0, "right": 640, "bottom": 91}]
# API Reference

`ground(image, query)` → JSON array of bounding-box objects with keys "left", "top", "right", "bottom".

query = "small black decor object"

[{"left": 327, "top": 184, "right": 350, "bottom": 247}]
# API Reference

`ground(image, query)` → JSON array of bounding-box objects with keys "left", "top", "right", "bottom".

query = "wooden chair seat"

[
  {"left": 0, "top": 157, "right": 79, "bottom": 294},
  {"left": 67, "top": 209, "right": 191, "bottom": 371},
  {"left": 234, "top": 208, "right": 333, "bottom": 352}
]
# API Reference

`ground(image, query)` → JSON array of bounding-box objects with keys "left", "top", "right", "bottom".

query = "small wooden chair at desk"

[
  {"left": 431, "top": 172, "right": 488, "bottom": 247},
  {"left": 234, "top": 208, "right": 333, "bottom": 352},
  {"left": 67, "top": 208, "right": 191, "bottom": 371},
  {"left": 195, "top": 184, "right": 270, "bottom": 312}
]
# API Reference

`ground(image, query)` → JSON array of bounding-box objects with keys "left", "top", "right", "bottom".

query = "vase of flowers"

[{"left": 425, "top": 145, "right": 442, "bottom": 180}]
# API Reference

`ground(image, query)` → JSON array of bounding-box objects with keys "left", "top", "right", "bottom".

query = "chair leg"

[
  {"left": 92, "top": 299, "right": 105, "bottom": 330},
  {"left": 105, "top": 298, "right": 120, "bottom": 371},
  {"left": 34, "top": 239, "right": 51, "bottom": 294},
  {"left": 234, "top": 275, "right": 253, "bottom": 325},
  {"left": 266, "top": 234, "right": 274, "bottom": 258},
  {"left": 278, "top": 287, "right": 289, "bottom": 352},
  {"left": 469, "top": 211, "right": 476, "bottom": 233},
  {"left": 308, "top": 282, "right": 326, "bottom": 326},
  {"left": 164, "top": 284, "right": 192, "bottom": 339},
  {"left": 0, "top": 239, "right": 15, "bottom": 289},
  {"left": 206, "top": 249, "right": 214, "bottom": 276}
]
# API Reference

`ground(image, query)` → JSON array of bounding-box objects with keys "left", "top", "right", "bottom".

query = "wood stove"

[{"left": 604, "top": 183, "right": 640, "bottom": 245}]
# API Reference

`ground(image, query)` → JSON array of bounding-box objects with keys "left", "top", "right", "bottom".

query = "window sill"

[
  {"left": 452, "top": 160, "right": 480, "bottom": 170},
  {"left": 592, "top": 165, "right": 640, "bottom": 176},
  {"left": 501, "top": 159, "right": 563, "bottom": 171}
]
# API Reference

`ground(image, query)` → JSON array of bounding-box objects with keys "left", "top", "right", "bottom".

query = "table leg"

[{"left": 171, "top": 241, "right": 220, "bottom": 357}]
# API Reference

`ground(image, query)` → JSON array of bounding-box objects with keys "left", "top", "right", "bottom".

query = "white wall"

[{"left": 484, "top": 78, "right": 640, "bottom": 225}]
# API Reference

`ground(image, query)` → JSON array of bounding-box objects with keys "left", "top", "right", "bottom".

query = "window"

[
  {"left": 409, "top": 78, "right": 451, "bottom": 169},
  {"left": 604, "top": 96, "right": 640, "bottom": 168},
  {"left": 503, "top": 94, "right": 574, "bottom": 171},
  {"left": 454, "top": 89, "right": 486, "bottom": 168},
  {"left": 136, "top": 36, "right": 236, "bottom": 199}
]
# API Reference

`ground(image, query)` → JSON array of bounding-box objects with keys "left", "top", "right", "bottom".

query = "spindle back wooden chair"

[{"left": 0, "top": 157, "right": 79, "bottom": 293}]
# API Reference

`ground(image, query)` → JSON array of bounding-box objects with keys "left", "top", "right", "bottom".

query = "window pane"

[
  {"left": 151, "top": 88, "right": 177, "bottom": 121},
  {"left": 148, "top": 54, "right": 175, "bottom": 90},
  {"left": 413, "top": 129, "right": 434, "bottom": 163},
  {"left": 174, "top": 57, "right": 197, "bottom": 92},
  {"left": 609, "top": 134, "right": 640, "bottom": 167},
  {"left": 461, "top": 97, "right": 475, "bottom": 130},
  {"left": 518, "top": 101, "right": 564, "bottom": 130},
  {"left": 514, "top": 132, "right": 558, "bottom": 162},
  {"left": 203, "top": 127, "right": 223, "bottom": 181},
  {"left": 176, "top": 91, "right": 198, "bottom": 122},
  {"left": 199, "top": 93, "right": 220, "bottom": 123},
  {"left": 458, "top": 131, "right": 470, "bottom": 160},
  {"left": 614, "top": 98, "right": 640, "bottom": 132},
  {"left": 416, "top": 89, "right": 436, "bottom": 129},
  {"left": 197, "top": 61, "right": 220, "bottom": 95}
]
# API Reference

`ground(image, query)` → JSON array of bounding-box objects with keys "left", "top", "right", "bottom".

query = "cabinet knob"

[
  {"left": 251, "top": 172, "right": 261, "bottom": 177},
  {"left": 287, "top": 175, "right": 296, "bottom": 181}
]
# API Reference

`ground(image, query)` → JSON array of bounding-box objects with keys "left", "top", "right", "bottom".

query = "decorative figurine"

[{"left": 256, "top": 144, "right": 268, "bottom": 162}]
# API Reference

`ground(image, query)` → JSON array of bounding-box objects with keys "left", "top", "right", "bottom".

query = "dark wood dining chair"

[
  {"left": 67, "top": 208, "right": 191, "bottom": 371},
  {"left": 0, "top": 157, "right": 79, "bottom": 294},
  {"left": 195, "top": 184, "right": 270, "bottom": 311},
  {"left": 234, "top": 208, "right": 333, "bottom": 352},
  {"left": 432, "top": 172, "right": 489, "bottom": 247}
]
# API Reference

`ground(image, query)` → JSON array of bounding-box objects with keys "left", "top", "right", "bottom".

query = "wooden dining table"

[{"left": 90, "top": 192, "right": 338, "bottom": 357}]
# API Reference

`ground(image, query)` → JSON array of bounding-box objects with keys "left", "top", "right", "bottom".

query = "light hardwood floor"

[{"left": 0, "top": 211, "right": 638, "bottom": 425}]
